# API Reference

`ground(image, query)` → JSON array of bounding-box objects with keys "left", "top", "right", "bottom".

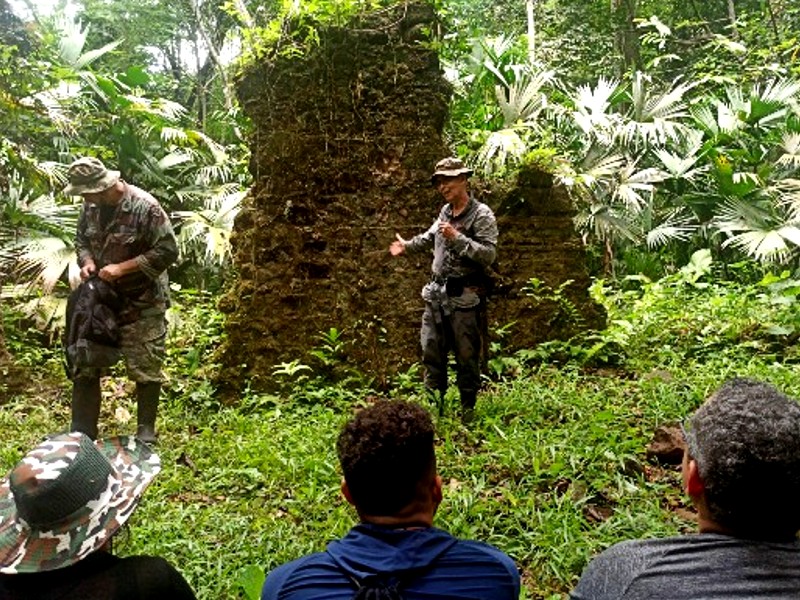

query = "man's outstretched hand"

[{"left": 389, "top": 233, "right": 407, "bottom": 256}]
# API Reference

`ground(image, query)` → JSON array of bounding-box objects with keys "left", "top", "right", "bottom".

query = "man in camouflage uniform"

[
  {"left": 65, "top": 157, "right": 178, "bottom": 443},
  {"left": 390, "top": 157, "right": 498, "bottom": 417}
]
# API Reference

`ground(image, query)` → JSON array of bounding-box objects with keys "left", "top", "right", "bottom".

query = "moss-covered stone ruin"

[{"left": 217, "top": 2, "right": 604, "bottom": 393}]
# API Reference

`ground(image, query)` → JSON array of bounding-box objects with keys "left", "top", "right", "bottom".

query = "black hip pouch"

[{"left": 445, "top": 277, "right": 465, "bottom": 297}]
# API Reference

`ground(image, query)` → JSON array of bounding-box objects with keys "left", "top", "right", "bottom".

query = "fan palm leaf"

[
  {"left": 711, "top": 190, "right": 800, "bottom": 262},
  {"left": 722, "top": 228, "right": 800, "bottom": 262},
  {"left": 614, "top": 166, "right": 668, "bottom": 211},
  {"left": 645, "top": 210, "right": 697, "bottom": 248},
  {"left": 575, "top": 203, "right": 639, "bottom": 243},
  {"left": 475, "top": 128, "right": 528, "bottom": 174},
  {"left": 496, "top": 70, "right": 553, "bottom": 127},
  {"left": 747, "top": 79, "right": 800, "bottom": 126},
  {"left": 778, "top": 134, "right": 800, "bottom": 169},
  {"left": 772, "top": 178, "right": 800, "bottom": 221},
  {"left": 621, "top": 72, "right": 693, "bottom": 147},
  {"left": 570, "top": 78, "right": 621, "bottom": 143},
  {"left": 173, "top": 188, "right": 245, "bottom": 266},
  {"left": 0, "top": 187, "right": 80, "bottom": 293}
]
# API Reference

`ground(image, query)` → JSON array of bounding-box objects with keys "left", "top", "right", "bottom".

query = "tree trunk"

[
  {"left": 612, "top": 0, "right": 640, "bottom": 75},
  {"left": 726, "top": 0, "right": 738, "bottom": 38},
  {"left": 687, "top": 0, "right": 714, "bottom": 36},
  {"left": 526, "top": 0, "right": 536, "bottom": 64},
  {"left": 188, "top": 0, "right": 241, "bottom": 138},
  {"left": 764, "top": 0, "right": 781, "bottom": 44}
]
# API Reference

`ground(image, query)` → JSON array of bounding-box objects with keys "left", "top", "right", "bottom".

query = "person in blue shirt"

[{"left": 262, "top": 399, "right": 520, "bottom": 600}]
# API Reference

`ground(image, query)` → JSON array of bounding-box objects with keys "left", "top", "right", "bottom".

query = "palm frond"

[
  {"left": 496, "top": 70, "right": 553, "bottom": 126},
  {"left": 160, "top": 127, "right": 190, "bottom": 144},
  {"left": 713, "top": 196, "right": 774, "bottom": 233},
  {"left": 630, "top": 72, "right": 693, "bottom": 120},
  {"left": 715, "top": 101, "right": 741, "bottom": 134},
  {"left": 614, "top": 164, "right": 669, "bottom": 210},
  {"left": 0, "top": 286, "right": 67, "bottom": 332},
  {"left": 655, "top": 147, "right": 707, "bottom": 179},
  {"left": 778, "top": 133, "right": 800, "bottom": 168},
  {"left": 753, "top": 79, "right": 800, "bottom": 108},
  {"left": 722, "top": 228, "right": 800, "bottom": 262},
  {"left": 577, "top": 203, "right": 640, "bottom": 243},
  {"left": 172, "top": 189, "right": 246, "bottom": 266},
  {"left": 185, "top": 129, "right": 228, "bottom": 162},
  {"left": 691, "top": 104, "right": 719, "bottom": 137},
  {"left": 772, "top": 178, "right": 800, "bottom": 220},
  {"left": 157, "top": 150, "right": 193, "bottom": 170},
  {"left": 17, "top": 237, "right": 75, "bottom": 293},
  {"left": 574, "top": 152, "right": 626, "bottom": 190},
  {"left": 54, "top": 14, "right": 88, "bottom": 65},
  {"left": 574, "top": 77, "right": 619, "bottom": 115},
  {"left": 475, "top": 128, "right": 528, "bottom": 174},
  {"left": 645, "top": 210, "right": 697, "bottom": 248},
  {"left": 75, "top": 40, "right": 123, "bottom": 69}
]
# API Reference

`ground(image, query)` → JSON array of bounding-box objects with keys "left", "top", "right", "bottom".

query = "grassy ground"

[{"left": 2, "top": 269, "right": 799, "bottom": 599}]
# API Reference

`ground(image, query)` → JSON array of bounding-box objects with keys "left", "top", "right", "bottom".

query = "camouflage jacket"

[
  {"left": 405, "top": 197, "right": 498, "bottom": 310},
  {"left": 75, "top": 183, "right": 178, "bottom": 317}
]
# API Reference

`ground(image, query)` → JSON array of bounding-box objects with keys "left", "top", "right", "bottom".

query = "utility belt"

[{"left": 433, "top": 273, "right": 488, "bottom": 297}]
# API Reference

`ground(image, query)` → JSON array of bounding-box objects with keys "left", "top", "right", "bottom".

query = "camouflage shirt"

[
  {"left": 405, "top": 197, "right": 498, "bottom": 310},
  {"left": 75, "top": 183, "right": 177, "bottom": 316}
]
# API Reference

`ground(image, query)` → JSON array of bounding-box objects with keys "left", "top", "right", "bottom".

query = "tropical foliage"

[
  {"left": 3, "top": 0, "right": 800, "bottom": 308},
  {"left": 0, "top": 4, "right": 248, "bottom": 326},
  {"left": 443, "top": 27, "right": 800, "bottom": 275},
  {"left": 3, "top": 2, "right": 800, "bottom": 599}
]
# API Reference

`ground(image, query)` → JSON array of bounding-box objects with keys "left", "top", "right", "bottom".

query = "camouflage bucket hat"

[
  {"left": 430, "top": 156, "right": 474, "bottom": 184},
  {"left": 63, "top": 157, "right": 121, "bottom": 195},
  {"left": 0, "top": 432, "right": 160, "bottom": 574}
]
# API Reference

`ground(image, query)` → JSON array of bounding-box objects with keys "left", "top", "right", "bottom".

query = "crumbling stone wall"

[
  {"left": 491, "top": 167, "right": 605, "bottom": 349},
  {"left": 218, "top": 2, "right": 604, "bottom": 393}
]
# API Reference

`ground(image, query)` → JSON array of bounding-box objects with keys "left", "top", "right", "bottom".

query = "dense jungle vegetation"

[{"left": 1, "top": 0, "right": 800, "bottom": 598}]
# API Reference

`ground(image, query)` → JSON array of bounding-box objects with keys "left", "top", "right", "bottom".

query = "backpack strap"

[
  {"left": 327, "top": 544, "right": 450, "bottom": 600},
  {"left": 349, "top": 574, "right": 405, "bottom": 600}
]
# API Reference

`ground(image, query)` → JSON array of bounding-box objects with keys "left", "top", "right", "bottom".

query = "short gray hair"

[{"left": 686, "top": 378, "right": 800, "bottom": 540}]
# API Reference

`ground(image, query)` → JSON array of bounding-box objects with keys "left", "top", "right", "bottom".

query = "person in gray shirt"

[
  {"left": 389, "top": 157, "right": 498, "bottom": 419},
  {"left": 571, "top": 378, "right": 800, "bottom": 600}
]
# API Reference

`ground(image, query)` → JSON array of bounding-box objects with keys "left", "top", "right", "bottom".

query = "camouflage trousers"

[
  {"left": 73, "top": 314, "right": 166, "bottom": 383},
  {"left": 420, "top": 302, "right": 481, "bottom": 403}
]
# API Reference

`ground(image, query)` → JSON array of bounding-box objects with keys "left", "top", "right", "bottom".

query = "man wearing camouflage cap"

[
  {"left": 389, "top": 157, "right": 498, "bottom": 419},
  {"left": 64, "top": 157, "right": 178, "bottom": 443}
]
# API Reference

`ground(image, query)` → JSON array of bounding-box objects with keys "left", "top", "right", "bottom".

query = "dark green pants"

[{"left": 420, "top": 303, "right": 481, "bottom": 407}]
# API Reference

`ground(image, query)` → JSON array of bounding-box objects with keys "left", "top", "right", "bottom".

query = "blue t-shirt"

[{"left": 262, "top": 524, "right": 520, "bottom": 600}]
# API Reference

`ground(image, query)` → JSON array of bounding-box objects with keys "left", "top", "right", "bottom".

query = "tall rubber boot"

[
  {"left": 135, "top": 381, "right": 160, "bottom": 444},
  {"left": 460, "top": 390, "right": 477, "bottom": 424},
  {"left": 71, "top": 378, "right": 101, "bottom": 440}
]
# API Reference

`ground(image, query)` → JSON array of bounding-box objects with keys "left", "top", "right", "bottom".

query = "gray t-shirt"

[{"left": 571, "top": 533, "right": 800, "bottom": 599}]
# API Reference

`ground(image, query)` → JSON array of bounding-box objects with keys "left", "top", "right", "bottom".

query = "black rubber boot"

[
  {"left": 460, "top": 390, "right": 477, "bottom": 424},
  {"left": 135, "top": 381, "right": 160, "bottom": 444},
  {"left": 71, "top": 378, "right": 101, "bottom": 440}
]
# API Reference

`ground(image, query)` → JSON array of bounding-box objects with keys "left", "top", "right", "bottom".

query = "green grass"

[{"left": 1, "top": 271, "right": 799, "bottom": 599}]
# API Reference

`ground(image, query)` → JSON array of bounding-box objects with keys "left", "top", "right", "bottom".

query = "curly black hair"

[
  {"left": 687, "top": 378, "right": 800, "bottom": 540},
  {"left": 337, "top": 400, "right": 436, "bottom": 516}
]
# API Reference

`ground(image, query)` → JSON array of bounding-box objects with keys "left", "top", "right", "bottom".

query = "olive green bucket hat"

[
  {"left": 0, "top": 432, "right": 160, "bottom": 573},
  {"left": 63, "top": 157, "right": 121, "bottom": 195},
  {"left": 430, "top": 156, "right": 474, "bottom": 185}
]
